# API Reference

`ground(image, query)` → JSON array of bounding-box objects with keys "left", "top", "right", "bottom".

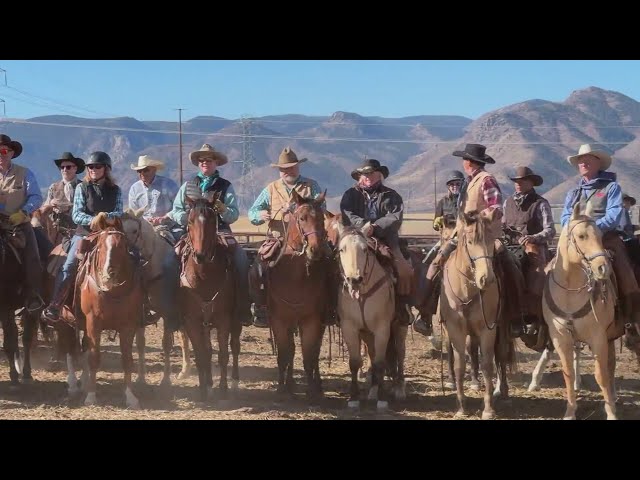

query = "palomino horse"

[
  {"left": 333, "top": 221, "right": 405, "bottom": 410},
  {"left": 266, "top": 190, "right": 329, "bottom": 401},
  {"left": 543, "top": 203, "right": 618, "bottom": 420},
  {"left": 73, "top": 214, "right": 144, "bottom": 407},
  {"left": 439, "top": 210, "right": 514, "bottom": 419},
  {"left": 121, "top": 210, "right": 190, "bottom": 387},
  {"left": 178, "top": 192, "right": 240, "bottom": 402},
  {"left": 0, "top": 215, "right": 39, "bottom": 386}
]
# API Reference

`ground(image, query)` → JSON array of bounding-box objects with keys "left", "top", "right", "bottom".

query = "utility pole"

[
  {"left": 0, "top": 99, "right": 5, "bottom": 117},
  {"left": 174, "top": 108, "right": 185, "bottom": 185},
  {"left": 233, "top": 116, "right": 257, "bottom": 211}
]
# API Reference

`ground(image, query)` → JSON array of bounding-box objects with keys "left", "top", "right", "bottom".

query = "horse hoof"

[
  {"left": 481, "top": 410, "right": 496, "bottom": 420},
  {"left": 454, "top": 411, "right": 467, "bottom": 419},
  {"left": 527, "top": 383, "right": 540, "bottom": 392},
  {"left": 563, "top": 416, "right": 576, "bottom": 420},
  {"left": 177, "top": 369, "right": 191, "bottom": 380},
  {"left": 376, "top": 400, "right": 389, "bottom": 412},
  {"left": 84, "top": 393, "right": 97, "bottom": 406},
  {"left": 347, "top": 400, "right": 360, "bottom": 409}
]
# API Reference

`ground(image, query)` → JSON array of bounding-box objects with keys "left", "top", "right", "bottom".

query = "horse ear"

[
  {"left": 185, "top": 194, "right": 195, "bottom": 208},
  {"left": 323, "top": 209, "right": 335, "bottom": 220},
  {"left": 572, "top": 202, "right": 581, "bottom": 219},
  {"left": 315, "top": 189, "right": 327, "bottom": 205},
  {"left": 134, "top": 207, "right": 146, "bottom": 218},
  {"left": 211, "top": 191, "right": 222, "bottom": 204},
  {"left": 291, "top": 189, "right": 302, "bottom": 205}
]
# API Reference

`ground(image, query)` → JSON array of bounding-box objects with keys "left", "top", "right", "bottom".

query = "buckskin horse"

[
  {"left": 265, "top": 190, "right": 329, "bottom": 402},
  {"left": 543, "top": 203, "right": 618, "bottom": 420},
  {"left": 72, "top": 213, "right": 144, "bottom": 408},
  {"left": 177, "top": 191, "right": 240, "bottom": 402},
  {"left": 0, "top": 214, "right": 38, "bottom": 386}
]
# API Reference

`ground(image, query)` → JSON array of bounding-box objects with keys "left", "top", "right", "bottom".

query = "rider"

[
  {"left": 41, "top": 152, "right": 85, "bottom": 237},
  {"left": 413, "top": 144, "right": 526, "bottom": 338},
  {"left": 340, "top": 158, "right": 414, "bottom": 326},
  {"left": 0, "top": 134, "right": 46, "bottom": 313},
  {"left": 42, "top": 151, "right": 124, "bottom": 324},
  {"left": 502, "top": 166, "right": 556, "bottom": 348},
  {"left": 167, "top": 144, "right": 252, "bottom": 328},
  {"left": 248, "top": 147, "right": 332, "bottom": 328},
  {"left": 561, "top": 144, "right": 640, "bottom": 337}
]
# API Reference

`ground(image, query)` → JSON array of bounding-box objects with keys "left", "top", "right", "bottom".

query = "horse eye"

[{"left": 579, "top": 234, "right": 586, "bottom": 240}]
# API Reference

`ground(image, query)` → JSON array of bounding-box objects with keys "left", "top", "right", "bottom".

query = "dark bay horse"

[
  {"left": 266, "top": 190, "right": 329, "bottom": 402},
  {"left": 177, "top": 192, "right": 240, "bottom": 402},
  {"left": 0, "top": 216, "right": 38, "bottom": 386}
]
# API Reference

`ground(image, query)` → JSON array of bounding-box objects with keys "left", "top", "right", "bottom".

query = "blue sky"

[{"left": 0, "top": 60, "right": 639, "bottom": 121}]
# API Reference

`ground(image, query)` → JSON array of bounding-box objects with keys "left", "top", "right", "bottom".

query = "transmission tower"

[{"left": 233, "top": 116, "right": 258, "bottom": 211}]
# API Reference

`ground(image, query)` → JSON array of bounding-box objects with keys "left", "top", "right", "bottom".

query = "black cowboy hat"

[
  {"left": 446, "top": 170, "right": 465, "bottom": 185},
  {"left": 0, "top": 134, "right": 23, "bottom": 158},
  {"left": 623, "top": 193, "right": 637, "bottom": 206},
  {"left": 351, "top": 158, "right": 389, "bottom": 181},
  {"left": 509, "top": 166, "right": 543, "bottom": 187},
  {"left": 54, "top": 152, "right": 85, "bottom": 174},
  {"left": 452, "top": 143, "right": 495, "bottom": 164}
]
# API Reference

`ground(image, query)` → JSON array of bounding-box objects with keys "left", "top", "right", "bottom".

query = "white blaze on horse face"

[{"left": 198, "top": 213, "right": 206, "bottom": 225}]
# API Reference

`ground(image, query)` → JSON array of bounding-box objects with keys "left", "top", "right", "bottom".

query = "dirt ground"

[{"left": 1, "top": 318, "right": 639, "bottom": 421}]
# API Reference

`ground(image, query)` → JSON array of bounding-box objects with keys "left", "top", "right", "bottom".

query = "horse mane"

[{"left": 461, "top": 210, "right": 488, "bottom": 243}]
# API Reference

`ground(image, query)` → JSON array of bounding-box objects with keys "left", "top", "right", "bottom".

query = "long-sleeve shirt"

[
  {"left": 168, "top": 180, "right": 239, "bottom": 227},
  {"left": 72, "top": 182, "right": 123, "bottom": 226},
  {"left": 560, "top": 171, "right": 622, "bottom": 233},
  {"left": 128, "top": 175, "right": 179, "bottom": 219},
  {"left": 248, "top": 176, "right": 323, "bottom": 225},
  {"left": 0, "top": 164, "right": 42, "bottom": 214}
]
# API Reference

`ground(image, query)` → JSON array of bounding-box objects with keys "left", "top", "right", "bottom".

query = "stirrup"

[{"left": 26, "top": 294, "right": 46, "bottom": 313}]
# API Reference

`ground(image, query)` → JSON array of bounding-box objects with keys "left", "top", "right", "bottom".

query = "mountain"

[{"left": 2, "top": 86, "right": 639, "bottom": 215}]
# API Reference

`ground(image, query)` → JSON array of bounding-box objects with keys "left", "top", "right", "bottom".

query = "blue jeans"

[{"left": 51, "top": 234, "right": 84, "bottom": 303}]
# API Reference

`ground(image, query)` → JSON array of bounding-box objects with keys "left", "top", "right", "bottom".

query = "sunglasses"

[
  {"left": 0, "top": 147, "right": 14, "bottom": 155},
  {"left": 138, "top": 168, "right": 150, "bottom": 173},
  {"left": 60, "top": 165, "right": 77, "bottom": 171},
  {"left": 87, "top": 164, "right": 105, "bottom": 170},
  {"left": 198, "top": 159, "right": 214, "bottom": 164}
]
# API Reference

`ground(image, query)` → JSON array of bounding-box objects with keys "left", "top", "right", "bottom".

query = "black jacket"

[{"left": 340, "top": 183, "right": 404, "bottom": 240}]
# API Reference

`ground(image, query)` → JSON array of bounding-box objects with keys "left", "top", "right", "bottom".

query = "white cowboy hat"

[
  {"left": 567, "top": 144, "right": 612, "bottom": 170},
  {"left": 130, "top": 155, "right": 165, "bottom": 171}
]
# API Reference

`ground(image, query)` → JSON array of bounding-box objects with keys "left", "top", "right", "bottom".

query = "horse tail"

[{"left": 385, "top": 323, "right": 399, "bottom": 379}]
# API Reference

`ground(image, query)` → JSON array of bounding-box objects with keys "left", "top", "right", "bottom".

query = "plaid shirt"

[
  {"left": 72, "top": 181, "right": 123, "bottom": 226},
  {"left": 462, "top": 168, "right": 503, "bottom": 214}
]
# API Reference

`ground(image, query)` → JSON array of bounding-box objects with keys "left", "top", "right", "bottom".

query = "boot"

[
  {"left": 252, "top": 304, "right": 269, "bottom": 328},
  {"left": 413, "top": 261, "right": 442, "bottom": 336},
  {"left": 41, "top": 277, "right": 73, "bottom": 325},
  {"left": 413, "top": 311, "right": 433, "bottom": 336},
  {"left": 395, "top": 298, "right": 413, "bottom": 326}
]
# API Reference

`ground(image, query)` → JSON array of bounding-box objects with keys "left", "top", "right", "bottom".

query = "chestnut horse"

[
  {"left": 266, "top": 190, "right": 329, "bottom": 401},
  {"left": 73, "top": 215, "right": 144, "bottom": 407},
  {"left": 178, "top": 192, "right": 240, "bottom": 402}
]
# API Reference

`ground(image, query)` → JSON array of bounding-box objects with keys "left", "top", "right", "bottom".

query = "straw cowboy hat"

[
  {"left": 130, "top": 155, "right": 165, "bottom": 171},
  {"left": 351, "top": 158, "right": 389, "bottom": 181},
  {"left": 54, "top": 152, "right": 85, "bottom": 174},
  {"left": 0, "top": 134, "right": 23, "bottom": 158},
  {"left": 567, "top": 144, "right": 612, "bottom": 170},
  {"left": 452, "top": 143, "right": 495, "bottom": 164},
  {"left": 270, "top": 147, "right": 307, "bottom": 168},
  {"left": 509, "top": 166, "right": 543, "bottom": 187},
  {"left": 189, "top": 144, "right": 228, "bottom": 166}
]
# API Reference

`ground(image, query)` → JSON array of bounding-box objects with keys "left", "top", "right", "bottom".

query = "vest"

[
  {"left": 504, "top": 191, "right": 544, "bottom": 236},
  {"left": 186, "top": 175, "right": 232, "bottom": 231},
  {"left": 573, "top": 183, "right": 615, "bottom": 221},
  {"left": 266, "top": 178, "right": 314, "bottom": 236},
  {"left": 459, "top": 170, "right": 502, "bottom": 239},
  {"left": 439, "top": 194, "right": 458, "bottom": 226},
  {"left": 49, "top": 178, "right": 81, "bottom": 227},
  {"left": 75, "top": 181, "right": 120, "bottom": 235},
  {"left": 0, "top": 164, "right": 28, "bottom": 214}
]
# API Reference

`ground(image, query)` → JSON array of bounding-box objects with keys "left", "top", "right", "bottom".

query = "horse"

[
  {"left": 177, "top": 192, "right": 240, "bottom": 402},
  {"left": 439, "top": 209, "right": 515, "bottom": 419},
  {"left": 121, "top": 210, "right": 191, "bottom": 387},
  {"left": 72, "top": 214, "right": 144, "bottom": 408},
  {"left": 0, "top": 216, "right": 39, "bottom": 386},
  {"left": 332, "top": 220, "right": 404, "bottom": 410},
  {"left": 543, "top": 203, "right": 619, "bottom": 420},
  {"left": 265, "top": 190, "right": 329, "bottom": 402}
]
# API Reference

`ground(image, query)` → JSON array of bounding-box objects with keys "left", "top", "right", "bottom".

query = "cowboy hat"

[
  {"left": 452, "top": 143, "right": 495, "bottom": 164},
  {"left": 270, "top": 147, "right": 308, "bottom": 168},
  {"left": 0, "top": 134, "right": 23, "bottom": 158},
  {"left": 54, "top": 152, "right": 85, "bottom": 174},
  {"left": 350, "top": 158, "right": 389, "bottom": 181},
  {"left": 567, "top": 144, "right": 612, "bottom": 170},
  {"left": 623, "top": 193, "right": 637, "bottom": 206},
  {"left": 130, "top": 155, "right": 165, "bottom": 171},
  {"left": 189, "top": 144, "right": 228, "bottom": 166},
  {"left": 509, "top": 166, "right": 543, "bottom": 187}
]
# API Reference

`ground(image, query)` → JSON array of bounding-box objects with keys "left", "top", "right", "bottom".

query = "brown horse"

[
  {"left": 178, "top": 192, "right": 240, "bottom": 402},
  {"left": 32, "top": 205, "right": 74, "bottom": 247},
  {"left": 74, "top": 214, "right": 144, "bottom": 407},
  {"left": 0, "top": 216, "right": 39, "bottom": 386},
  {"left": 265, "top": 190, "right": 328, "bottom": 401}
]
